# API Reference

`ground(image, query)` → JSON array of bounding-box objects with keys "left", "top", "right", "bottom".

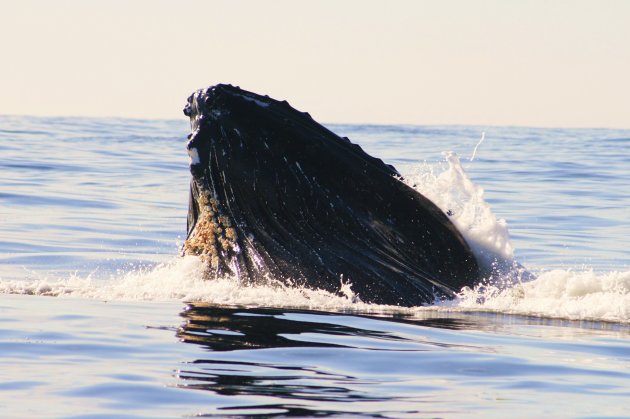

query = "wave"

[
  {"left": 401, "top": 151, "right": 515, "bottom": 276},
  {"left": 2, "top": 257, "right": 628, "bottom": 323},
  {"left": 1, "top": 154, "right": 627, "bottom": 323},
  {"left": 451, "top": 269, "right": 630, "bottom": 323},
  {"left": 0, "top": 256, "right": 371, "bottom": 311}
]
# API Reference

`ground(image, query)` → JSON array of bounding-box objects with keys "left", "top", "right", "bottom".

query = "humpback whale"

[{"left": 182, "top": 84, "right": 480, "bottom": 306}]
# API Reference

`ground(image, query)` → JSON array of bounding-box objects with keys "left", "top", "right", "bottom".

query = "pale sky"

[{"left": 1, "top": 0, "right": 629, "bottom": 128}]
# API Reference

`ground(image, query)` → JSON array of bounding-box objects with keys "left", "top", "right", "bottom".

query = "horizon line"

[{"left": 2, "top": 112, "right": 629, "bottom": 132}]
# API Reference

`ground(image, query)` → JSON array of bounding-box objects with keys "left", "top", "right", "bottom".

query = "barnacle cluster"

[{"left": 183, "top": 189, "right": 238, "bottom": 271}]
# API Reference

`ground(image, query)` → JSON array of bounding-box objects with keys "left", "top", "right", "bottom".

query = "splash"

[
  {"left": 400, "top": 152, "right": 515, "bottom": 277},
  {"left": 3, "top": 258, "right": 627, "bottom": 322},
  {"left": 470, "top": 131, "right": 486, "bottom": 161},
  {"left": 0, "top": 256, "right": 375, "bottom": 311},
  {"left": 2, "top": 154, "right": 628, "bottom": 323},
  {"left": 450, "top": 269, "right": 630, "bottom": 323}
]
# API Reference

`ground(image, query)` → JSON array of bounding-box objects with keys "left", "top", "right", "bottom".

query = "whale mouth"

[
  {"left": 184, "top": 84, "right": 273, "bottom": 131},
  {"left": 182, "top": 85, "right": 287, "bottom": 276},
  {"left": 181, "top": 84, "right": 480, "bottom": 306},
  {"left": 183, "top": 85, "right": 273, "bottom": 243},
  {"left": 182, "top": 84, "right": 327, "bottom": 244}
]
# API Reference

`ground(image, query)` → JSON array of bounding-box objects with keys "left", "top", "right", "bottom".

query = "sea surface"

[{"left": 1, "top": 115, "right": 629, "bottom": 418}]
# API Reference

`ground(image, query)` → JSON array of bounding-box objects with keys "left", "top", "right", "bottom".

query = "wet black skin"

[{"left": 183, "top": 84, "right": 480, "bottom": 306}]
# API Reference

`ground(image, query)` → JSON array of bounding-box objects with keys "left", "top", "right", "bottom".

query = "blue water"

[{"left": 1, "top": 115, "right": 629, "bottom": 417}]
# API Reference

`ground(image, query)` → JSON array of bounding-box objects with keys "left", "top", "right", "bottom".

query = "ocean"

[{"left": 1, "top": 115, "right": 628, "bottom": 418}]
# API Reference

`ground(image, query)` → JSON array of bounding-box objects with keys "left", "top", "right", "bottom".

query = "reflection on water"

[
  {"left": 178, "top": 305, "right": 410, "bottom": 351},
  {"left": 175, "top": 304, "right": 630, "bottom": 417},
  {"left": 177, "top": 306, "right": 378, "bottom": 417},
  {"left": 176, "top": 305, "right": 471, "bottom": 417}
]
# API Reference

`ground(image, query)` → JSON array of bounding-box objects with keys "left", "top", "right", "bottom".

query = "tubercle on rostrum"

[{"left": 183, "top": 186, "right": 239, "bottom": 273}]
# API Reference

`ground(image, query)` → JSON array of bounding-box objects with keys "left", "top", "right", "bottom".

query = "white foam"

[
  {"left": 449, "top": 269, "right": 630, "bottom": 323},
  {"left": 1, "top": 154, "right": 627, "bottom": 323},
  {"left": 0, "top": 257, "right": 374, "bottom": 310},
  {"left": 2, "top": 258, "right": 629, "bottom": 323},
  {"left": 400, "top": 152, "right": 514, "bottom": 276}
]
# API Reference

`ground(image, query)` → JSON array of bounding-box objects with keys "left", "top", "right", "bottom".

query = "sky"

[{"left": 1, "top": 0, "right": 629, "bottom": 128}]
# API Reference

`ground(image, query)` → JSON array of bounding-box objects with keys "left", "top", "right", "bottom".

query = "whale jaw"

[{"left": 182, "top": 84, "right": 480, "bottom": 306}]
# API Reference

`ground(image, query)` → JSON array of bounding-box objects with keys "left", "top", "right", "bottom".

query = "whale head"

[{"left": 182, "top": 84, "right": 479, "bottom": 306}]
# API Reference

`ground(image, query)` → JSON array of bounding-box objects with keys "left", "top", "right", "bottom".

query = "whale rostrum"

[{"left": 183, "top": 84, "right": 480, "bottom": 306}]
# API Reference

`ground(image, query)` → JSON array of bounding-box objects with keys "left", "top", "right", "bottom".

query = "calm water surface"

[{"left": 0, "top": 115, "right": 629, "bottom": 418}]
